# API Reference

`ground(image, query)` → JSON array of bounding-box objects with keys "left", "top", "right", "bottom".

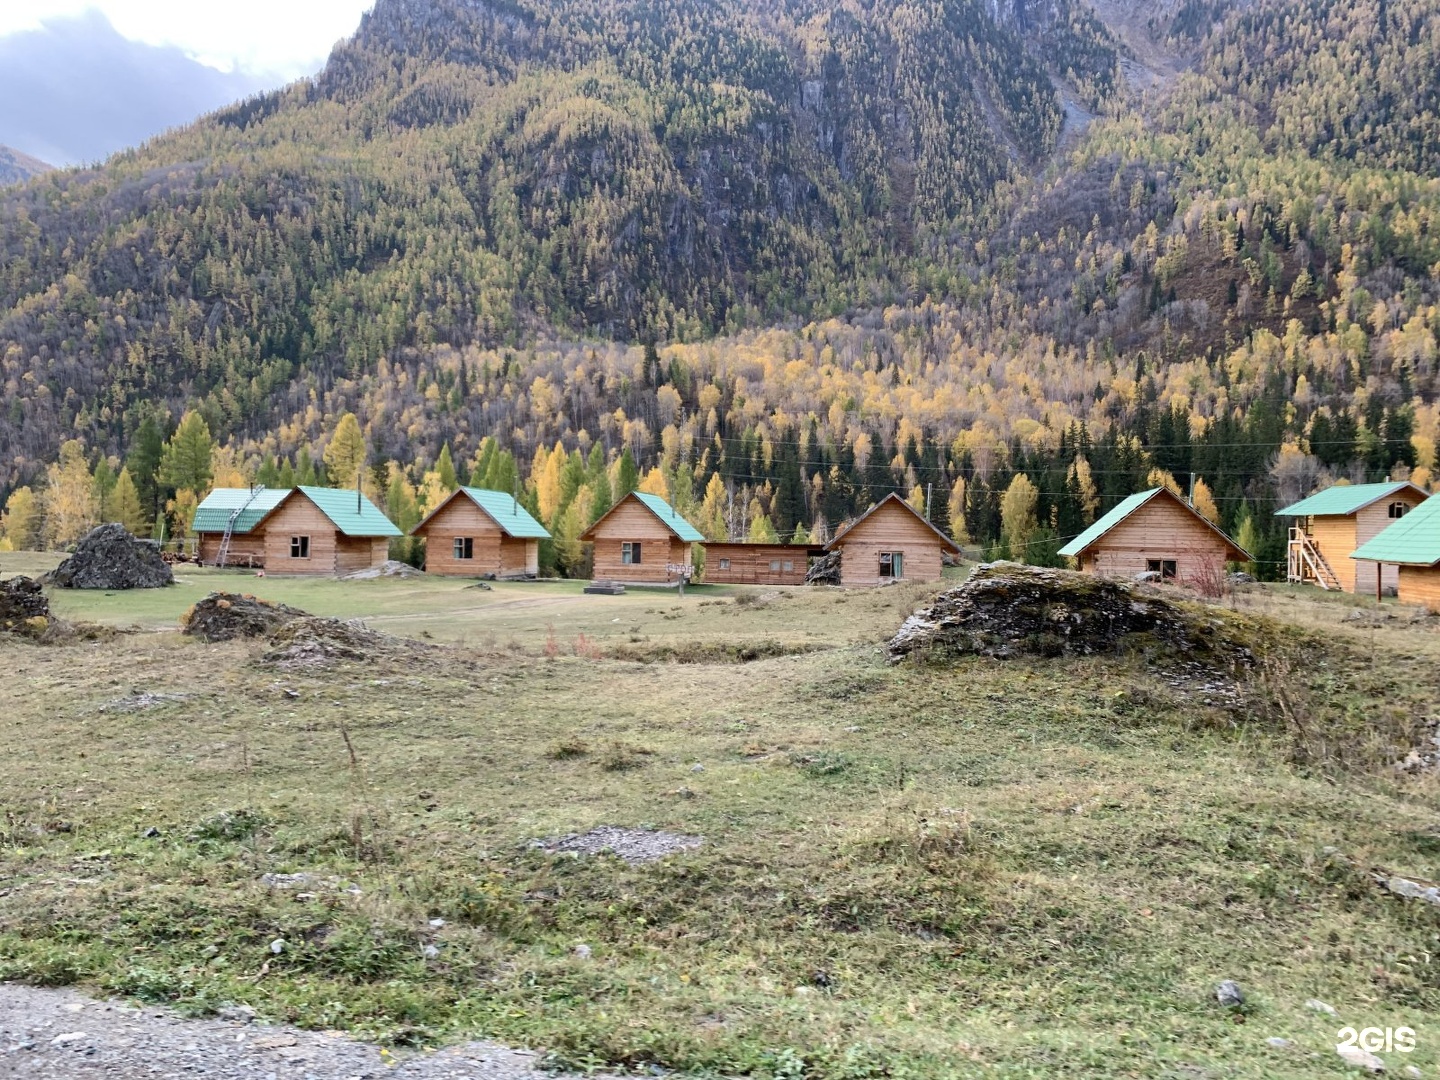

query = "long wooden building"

[
  {"left": 1350, "top": 493, "right": 1440, "bottom": 608},
  {"left": 192, "top": 486, "right": 400, "bottom": 575},
  {"left": 825, "top": 493, "right": 960, "bottom": 586},
  {"left": 1059, "top": 487, "right": 1249, "bottom": 583},
  {"left": 410, "top": 487, "right": 549, "bottom": 578},
  {"left": 1275, "top": 481, "right": 1428, "bottom": 592},
  {"left": 580, "top": 491, "right": 703, "bottom": 584},
  {"left": 703, "top": 542, "right": 826, "bottom": 585}
]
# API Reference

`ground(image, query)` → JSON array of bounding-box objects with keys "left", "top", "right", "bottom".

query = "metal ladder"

[{"left": 216, "top": 486, "right": 265, "bottom": 568}]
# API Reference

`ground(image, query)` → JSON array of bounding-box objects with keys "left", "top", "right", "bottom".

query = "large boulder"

[
  {"left": 887, "top": 562, "right": 1258, "bottom": 668},
  {"left": 46, "top": 523, "right": 174, "bottom": 590}
]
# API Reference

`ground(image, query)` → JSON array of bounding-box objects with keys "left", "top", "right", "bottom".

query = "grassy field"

[{"left": 3, "top": 562, "right": 1440, "bottom": 1077}]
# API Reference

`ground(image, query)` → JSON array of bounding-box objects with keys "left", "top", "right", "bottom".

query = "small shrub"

[
  {"left": 600, "top": 740, "right": 656, "bottom": 771},
  {"left": 547, "top": 737, "right": 590, "bottom": 760},
  {"left": 189, "top": 808, "right": 269, "bottom": 842},
  {"left": 792, "top": 751, "right": 853, "bottom": 778}
]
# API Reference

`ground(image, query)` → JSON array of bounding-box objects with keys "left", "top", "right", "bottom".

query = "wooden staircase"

[{"left": 1287, "top": 527, "right": 1340, "bottom": 590}]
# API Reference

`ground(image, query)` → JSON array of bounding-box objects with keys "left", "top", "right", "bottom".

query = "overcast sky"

[{"left": 0, "top": 1, "right": 375, "bottom": 79}]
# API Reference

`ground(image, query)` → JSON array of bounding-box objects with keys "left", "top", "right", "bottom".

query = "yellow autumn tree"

[
  {"left": 698, "top": 472, "right": 729, "bottom": 540},
  {"left": 210, "top": 444, "right": 249, "bottom": 490},
  {"left": 1191, "top": 478, "right": 1220, "bottom": 524},
  {"left": 323, "top": 412, "right": 368, "bottom": 492},
  {"left": 638, "top": 466, "right": 669, "bottom": 499},
  {"left": 43, "top": 440, "right": 100, "bottom": 549},
  {"left": 1146, "top": 468, "right": 1183, "bottom": 497},
  {"left": 1000, "top": 473, "right": 1039, "bottom": 560},
  {"left": 947, "top": 476, "right": 970, "bottom": 544},
  {"left": 108, "top": 467, "right": 148, "bottom": 535},
  {"left": 1, "top": 487, "right": 42, "bottom": 551}
]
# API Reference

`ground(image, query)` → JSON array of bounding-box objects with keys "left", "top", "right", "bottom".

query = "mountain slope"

[
  {"left": 0, "top": 145, "right": 50, "bottom": 187},
  {"left": 0, "top": 11, "right": 272, "bottom": 167},
  {"left": 1, "top": 0, "right": 1438, "bottom": 567}
]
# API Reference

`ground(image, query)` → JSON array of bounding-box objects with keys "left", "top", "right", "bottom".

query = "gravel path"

[{"left": 0, "top": 983, "right": 619, "bottom": 1079}]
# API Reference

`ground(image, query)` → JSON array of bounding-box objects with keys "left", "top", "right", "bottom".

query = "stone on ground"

[{"left": 46, "top": 523, "right": 173, "bottom": 590}]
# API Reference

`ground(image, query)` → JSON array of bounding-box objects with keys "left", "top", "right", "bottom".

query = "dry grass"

[{"left": 1, "top": 576, "right": 1439, "bottom": 1076}]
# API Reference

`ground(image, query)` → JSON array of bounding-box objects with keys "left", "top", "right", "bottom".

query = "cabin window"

[
  {"left": 453, "top": 537, "right": 474, "bottom": 560},
  {"left": 1389, "top": 502, "right": 1410, "bottom": 519},
  {"left": 622, "top": 542, "right": 642, "bottom": 565},
  {"left": 1146, "top": 558, "right": 1178, "bottom": 580},
  {"left": 289, "top": 536, "right": 310, "bottom": 559},
  {"left": 718, "top": 558, "right": 730, "bottom": 570},
  {"left": 770, "top": 560, "right": 782, "bottom": 572},
  {"left": 880, "top": 551, "right": 905, "bottom": 579},
  {"left": 783, "top": 561, "right": 794, "bottom": 572}
]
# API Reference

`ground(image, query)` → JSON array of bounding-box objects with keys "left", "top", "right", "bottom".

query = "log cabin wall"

[
  {"left": 1082, "top": 496, "right": 1232, "bottom": 585},
  {"left": 1399, "top": 565, "right": 1440, "bottom": 611},
  {"left": 261, "top": 495, "right": 341, "bottom": 575},
  {"left": 198, "top": 532, "right": 267, "bottom": 567},
  {"left": 833, "top": 501, "right": 946, "bottom": 586},
  {"left": 703, "top": 543, "right": 819, "bottom": 584},
  {"left": 335, "top": 536, "right": 389, "bottom": 575},
  {"left": 419, "top": 499, "right": 513, "bottom": 577},
  {"left": 1307, "top": 516, "right": 1360, "bottom": 592},
  {"left": 1352, "top": 493, "right": 1427, "bottom": 592},
  {"left": 588, "top": 498, "right": 688, "bottom": 583}
]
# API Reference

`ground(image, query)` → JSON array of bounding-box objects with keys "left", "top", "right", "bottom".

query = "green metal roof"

[
  {"left": 1350, "top": 494, "right": 1440, "bottom": 566},
  {"left": 632, "top": 492, "right": 705, "bottom": 542},
  {"left": 192, "top": 487, "right": 291, "bottom": 534},
  {"left": 1059, "top": 488, "right": 1161, "bottom": 558},
  {"left": 1274, "top": 481, "right": 1423, "bottom": 518},
  {"left": 297, "top": 486, "right": 402, "bottom": 537},
  {"left": 460, "top": 487, "right": 551, "bottom": 538}
]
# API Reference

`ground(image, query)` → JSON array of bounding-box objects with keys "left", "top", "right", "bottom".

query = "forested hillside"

[
  {"left": 2, "top": 0, "right": 1438, "bottom": 578},
  {"left": 0, "top": 146, "right": 50, "bottom": 187}
]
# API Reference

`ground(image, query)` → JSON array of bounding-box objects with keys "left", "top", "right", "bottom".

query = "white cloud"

[{"left": 0, "top": 1, "right": 376, "bottom": 79}]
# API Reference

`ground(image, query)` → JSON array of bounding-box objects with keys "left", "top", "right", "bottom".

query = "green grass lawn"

[{"left": 2, "top": 569, "right": 1439, "bottom": 1077}]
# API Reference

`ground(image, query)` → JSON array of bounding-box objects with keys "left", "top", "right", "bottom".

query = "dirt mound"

[
  {"left": 888, "top": 562, "right": 1259, "bottom": 669},
  {"left": 46, "top": 523, "right": 173, "bottom": 590},
  {"left": 342, "top": 560, "right": 426, "bottom": 580},
  {"left": 182, "top": 593, "right": 308, "bottom": 642},
  {"left": 261, "top": 616, "right": 429, "bottom": 668},
  {"left": 0, "top": 576, "right": 50, "bottom": 636}
]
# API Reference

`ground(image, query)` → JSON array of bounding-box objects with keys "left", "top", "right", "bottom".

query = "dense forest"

[{"left": 1, "top": 0, "right": 1438, "bottom": 579}]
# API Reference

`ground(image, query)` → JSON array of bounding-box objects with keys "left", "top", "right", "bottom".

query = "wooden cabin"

[
  {"left": 702, "top": 542, "right": 826, "bottom": 585},
  {"left": 580, "top": 492, "right": 703, "bottom": 584},
  {"left": 825, "top": 493, "right": 961, "bottom": 586},
  {"left": 1276, "top": 481, "right": 1428, "bottom": 592},
  {"left": 1059, "top": 487, "right": 1249, "bottom": 584},
  {"left": 1350, "top": 493, "right": 1440, "bottom": 608},
  {"left": 410, "top": 487, "right": 549, "bottom": 578},
  {"left": 193, "top": 487, "right": 292, "bottom": 567},
  {"left": 191, "top": 486, "right": 400, "bottom": 575}
]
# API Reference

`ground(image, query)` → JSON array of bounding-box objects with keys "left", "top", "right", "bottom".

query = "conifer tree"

[
  {"left": 323, "top": 413, "right": 368, "bottom": 492},
  {"left": 615, "top": 447, "right": 639, "bottom": 499},
  {"left": 436, "top": 444, "right": 458, "bottom": 492},
  {"left": 110, "top": 467, "right": 147, "bottom": 535},
  {"left": 159, "top": 412, "right": 214, "bottom": 497}
]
